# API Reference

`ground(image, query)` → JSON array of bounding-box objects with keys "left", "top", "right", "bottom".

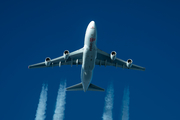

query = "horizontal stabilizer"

[
  {"left": 66, "top": 83, "right": 83, "bottom": 91},
  {"left": 66, "top": 83, "right": 105, "bottom": 92},
  {"left": 88, "top": 83, "right": 105, "bottom": 92}
]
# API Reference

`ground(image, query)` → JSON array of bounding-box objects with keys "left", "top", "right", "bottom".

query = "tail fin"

[{"left": 66, "top": 83, "right": 105, "bottom": 92}]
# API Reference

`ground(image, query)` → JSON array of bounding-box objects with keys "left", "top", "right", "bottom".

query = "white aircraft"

[{"left": 28, "top": 21, "right": 145, "bottom": 92}]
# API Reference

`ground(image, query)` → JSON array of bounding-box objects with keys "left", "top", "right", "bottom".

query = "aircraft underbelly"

[
  {"left": 83, "top": 51, "right": 96, "bottom": 71},
  {"left": 81, "top": 68, "right": 93, "bottom": 91},
  {"left": 81, "top": 47, "right": 96, "bottom": 90}
]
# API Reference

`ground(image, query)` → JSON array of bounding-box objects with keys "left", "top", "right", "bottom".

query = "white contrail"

[
  {"left": 102, "top": 83, "right": 114, "bottom": 120},
  {"left": 121, "top": 86, "right": 130, "bottom": 120},
  {"left": 53, "top": 80, "right": 66, "bottom": 120},
  {"left": 35, "top": 84, "right": 48, "bottom": 120}
]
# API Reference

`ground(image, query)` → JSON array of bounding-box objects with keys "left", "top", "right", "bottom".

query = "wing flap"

[
  {"left": 130, "top": 64, "right": 146, "bottom": 71},
  {"left": 28, "top": 48, "right": 84, "bottom": 69},
  {"left": 28, "top": 62, "right": 46, "bottom": 69},
  {"left": 96, "top": 48, "right": 145, "bottom": 71}
]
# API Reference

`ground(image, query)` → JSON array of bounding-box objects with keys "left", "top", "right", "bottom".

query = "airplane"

[{"left": 28, "top": 21, "right": 145, "bottom": 92}]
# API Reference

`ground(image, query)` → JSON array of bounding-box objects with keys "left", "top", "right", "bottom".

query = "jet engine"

[
  {"left": 45, "top": 57, "right": 51, "bottom": 66},
  {"left": 63, "top": 50, "right": 69, "bottom": 60},
  {"left": 126, "top": 59, "right": 133, "bottom": 68},
  {"left": 110, "top": 51, "right": 117, "bottom": 60}
]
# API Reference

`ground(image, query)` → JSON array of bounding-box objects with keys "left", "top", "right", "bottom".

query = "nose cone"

[
  {"left": 90, "top": 21, "right": 95, "bottom": 25},
  {"left": 88, "top": 21, "right": 96, "bottom": 29}
]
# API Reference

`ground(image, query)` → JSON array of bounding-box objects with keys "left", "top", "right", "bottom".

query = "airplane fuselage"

[
  {"left": 81, "top": 21, "right": 97, "bottom": 92},
  {"left": 28, "top": 21, "right": 145, "bottom": 92}
]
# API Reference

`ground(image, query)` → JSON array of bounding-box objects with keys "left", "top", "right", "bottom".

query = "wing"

[
  {"left": 96, "top": 48, "right": 145, "bottom": 71},
  {"left": 28, "top": 48, "right": 84, "bottom": 69}
]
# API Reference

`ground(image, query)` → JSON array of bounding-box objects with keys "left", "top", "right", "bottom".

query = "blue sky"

[{"left": 0, "top": 0, "right": 180, "bottom": 120}]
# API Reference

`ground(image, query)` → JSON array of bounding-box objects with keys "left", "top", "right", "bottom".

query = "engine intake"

[
  {"left": 45, "top": 57, "right": 51, "bottom": 66},
  {"left": 110, "top": 51, "right": 117, "bottom": 60},
  {"left": 126, "top": 59, "right": 133, "bottom": 68},
  {"left": 63, "top": 50, "right": 69, "bottom": 60}
]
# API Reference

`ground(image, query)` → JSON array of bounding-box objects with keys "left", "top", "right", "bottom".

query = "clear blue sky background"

[{"left": 0, "top": 0, "right": 180, "bottom": 120}]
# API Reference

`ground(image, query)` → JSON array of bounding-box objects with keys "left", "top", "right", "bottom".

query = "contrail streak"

[
  {"left": 102, "top": 83, "right": 114, "bottom": 120},
  {"left": 35, "top": 84, "right": 48, "bottom": 120},
  {"left": 53, "top": 80, "right": 66, "bottom": 120},
  {"left": 121, "top": 86, "right": 130, "bottom": 120}
]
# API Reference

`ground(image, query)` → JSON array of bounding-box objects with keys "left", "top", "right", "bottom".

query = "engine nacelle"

[
  {"left": 126, "top": 59, "right": 133, "bottom": 68},
  {"left": 110, "top": 51, "right": 117, "bottom": 60},
  {"left": 63, "top": 50, "right": 69, "bottom": 60},
  {"left": 45, "top": 57, "right": 51, "bottom": 66}
]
